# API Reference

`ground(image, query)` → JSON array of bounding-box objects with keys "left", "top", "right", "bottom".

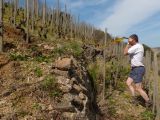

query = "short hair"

[{"left": 129, "top": 34, "right": 138, "bottom": 42}]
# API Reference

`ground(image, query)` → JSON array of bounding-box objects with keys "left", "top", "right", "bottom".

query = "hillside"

[
  {"left": 0, "top": 1, "right": 158, "bottom": 120},
  {"left": 0, "top": 23, "right": 155, "bottom": 120}
]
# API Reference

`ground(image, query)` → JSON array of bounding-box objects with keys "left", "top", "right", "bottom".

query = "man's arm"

[{"left": 124, "top": 44, "right": 130, "bottom": 55}]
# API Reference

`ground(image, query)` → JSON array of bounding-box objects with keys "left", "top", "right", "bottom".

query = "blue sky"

[{"left": 28, "top": 0, "right": 160, "bottom": 48}]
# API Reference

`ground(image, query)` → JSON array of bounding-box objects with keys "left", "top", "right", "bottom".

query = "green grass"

[
  {"left": 40, "top": 75, "right": 62, "bottom": 98},
  {"left": 88, "top": 62, "right": 100, "bottom": 82},
  {"left": 141, "top": 110, "right": 155, "bottom": 120},
  {"left": 52, "top": 40, "right": 83, "bottom": 58},
  {"left": 10, "top": 52, "right": 29, "bottom": 61},
  {"left": 68, "top": 41, "right": 83, "bottom": 57},
  {"left": 34, "top": 67, "right": 43, "bottom": 77},
  {"left": 41, "top": 75, "right": 56, "bottom": 90},
  {"left": 34, "top": 55, "right": 51, "bottom": 63}
]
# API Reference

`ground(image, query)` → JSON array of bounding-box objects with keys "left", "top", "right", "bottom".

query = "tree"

[
  {"left": 102, "top": 28, "right": 107, "bottom": 100},
  {"left": 0, "top": 0, "right": 3, "bottom": 52},
  {"left": 24, "top": 0, "right": 27, "bottom": 20}
]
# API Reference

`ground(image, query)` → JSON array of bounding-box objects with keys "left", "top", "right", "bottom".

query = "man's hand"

[{"left": 124, "top": 43, "right": 130, "bottom": 55}]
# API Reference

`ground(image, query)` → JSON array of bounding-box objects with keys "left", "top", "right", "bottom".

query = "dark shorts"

[{"left": 129, "top": 66, "right": 145, "bottom": 83}]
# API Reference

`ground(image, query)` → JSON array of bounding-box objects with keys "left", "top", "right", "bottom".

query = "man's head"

[{"left": 128, "top": 34, "right": 138, "bottom": 46}]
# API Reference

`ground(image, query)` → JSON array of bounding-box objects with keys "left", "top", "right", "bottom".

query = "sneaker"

[{"left": 145, "top": 100, "right": 152, "bottom": 108}]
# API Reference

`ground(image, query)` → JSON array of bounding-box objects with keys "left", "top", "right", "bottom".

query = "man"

[{"left": 124, "top": 34, "right": 152, "bottom": 107}]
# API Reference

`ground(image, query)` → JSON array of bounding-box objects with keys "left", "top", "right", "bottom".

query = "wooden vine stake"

[
  {"left": 26, "top": 0, "right": 29, "bottom": 43},
  {"left": 102, "top": 28, "right": 107, "bottom": 100},
  {"left": 0, "top": 0, "right": 3, "bottom": 52}
]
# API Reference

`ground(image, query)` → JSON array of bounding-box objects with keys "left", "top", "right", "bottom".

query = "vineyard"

[{"left": 0, "top": 0, "right": 160, "bottom": 120}]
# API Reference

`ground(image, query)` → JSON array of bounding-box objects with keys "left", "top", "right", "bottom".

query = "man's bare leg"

[
  {"left": 126, "top": 77, "right": 135, "bottom": 96},
  {"left": 135, "top": 83, "right": 149, "bottom": 102}
]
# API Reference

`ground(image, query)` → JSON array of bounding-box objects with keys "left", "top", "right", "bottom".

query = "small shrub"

[
  {"left": 41, "top": 75, "right": 56, "bottom": 90},
  {"left": 68, "top": 41, "right": 83, "bottom": 57},
  {"left": 40, "top": 75, "right": 62, "bottom": 98},
  {"left": 88, "top": 62, "right": 99, "bottom": 82},
  {"left": 52, "top": 41, "right": 83, "bottom": 58}
]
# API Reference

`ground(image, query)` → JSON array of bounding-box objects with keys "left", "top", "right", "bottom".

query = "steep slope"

[
  {"left": 0, "top": 2, "right": 156, "bottom": 120},
  {"left": 0, "top": 25, "right": 100, "bottom": 119}
]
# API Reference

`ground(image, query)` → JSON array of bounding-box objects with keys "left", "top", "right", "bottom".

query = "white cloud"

[
  {"left": 61, "top": 0, "right": 107, "bottom": 9},
  {"left": 99, "top": 0, "right": 160, "bottom": 36}
]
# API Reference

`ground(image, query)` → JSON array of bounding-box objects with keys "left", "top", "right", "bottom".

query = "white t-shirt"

[{"left": 128, "top": 43, "right": 144, "bottom": 67}]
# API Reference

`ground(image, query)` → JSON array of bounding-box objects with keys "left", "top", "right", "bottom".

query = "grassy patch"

[
  {"left": 68, "top": 41, "right": 83, "bottom": 57},
  {"left": 41, "top": 75, "right": 56, "bottom": 90},
  {"left": 141, "top": 110, "right": 155, "bottom": 120},
  {"left": 40, "top": 75, "right": 62, "bottom": 98},
  {"left": 52, "top": 45, "right": 67, "bottom": 57},
  {"left": 107, "top": 98, "right": 117, "bottom": 117},
  {"left": 34, "top": 55, "right": 51, "bottom": 63},
  {"left": 88, "top": 63, "right": 99, "bottom": 82},
  {"left": 34, "top": 67, "right": 43, "bottom": 77},
  {"left": 105, "top": 61, "right": 130, "bottom": 90},
  {"left": 10, "top": 52, "right": 29, "bottom": 61},
  {"left": 52, "top": 40, "right": 83, "bottom": 58},
  {"left": 32, "top": 103, "right": 42, "bottom": 110},
  {"left": 116, "top": 81, "right": 126, "bottom": 92},
  {"left": 87, "top": 60, "right": 103, "bottom": 91}
]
